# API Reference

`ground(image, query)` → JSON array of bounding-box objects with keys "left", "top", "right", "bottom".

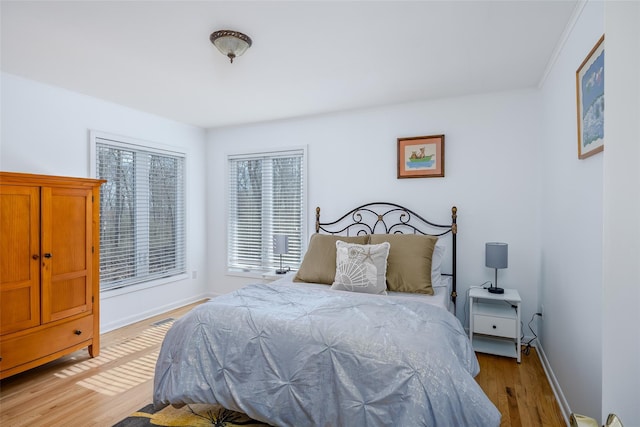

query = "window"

[
  {"left": 91, "top": 132, "right": 186, "bottom": 291},
  {"left": 227, "top": 148, "right": 306, "bottom": 274}
]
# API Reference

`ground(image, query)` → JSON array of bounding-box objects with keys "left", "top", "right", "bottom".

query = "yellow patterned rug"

[{"left": 112, "top": 403, "right": 270, "bottom": 427}]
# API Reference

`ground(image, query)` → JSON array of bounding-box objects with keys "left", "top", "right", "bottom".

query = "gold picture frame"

[
  {"left": 576, "top": 35, "right": 604, "bottom": 159},
  {"left": 397, "top": 134, "right": 445, "bottom": 178}
]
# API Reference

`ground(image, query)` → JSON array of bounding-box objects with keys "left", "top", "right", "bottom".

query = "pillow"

[
  {"left": 330, "top": 241, "right": 391, "bottom": 295},
  {"left": 294, "top": 234, "right": 370, "bottom": 284},
  {"left": 369, "top": 234, "right": 438, "bottom": 295},
  {"left": 431, "top": 238, "right": 447, "bottom": 288}
]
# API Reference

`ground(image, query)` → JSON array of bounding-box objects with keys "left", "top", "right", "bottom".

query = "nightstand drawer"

[{"left": 473, "top": 314, "right": 516, "bottom": 339}]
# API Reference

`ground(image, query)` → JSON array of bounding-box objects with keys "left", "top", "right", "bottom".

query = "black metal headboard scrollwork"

[{"left": 315, "top": 202, "right": 458, "bottom": 309}]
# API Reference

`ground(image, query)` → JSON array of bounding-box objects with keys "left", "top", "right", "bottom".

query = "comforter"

[{"left": 153, "top": 282, "right": 500, "bottom": 426}]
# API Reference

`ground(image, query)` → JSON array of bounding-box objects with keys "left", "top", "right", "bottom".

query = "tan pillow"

[
  {"left": 369, "top": 234, "right": 438, "bottom": 295},
  {"left": 294, "top": 234, "right": 370, "bottom": 284}
]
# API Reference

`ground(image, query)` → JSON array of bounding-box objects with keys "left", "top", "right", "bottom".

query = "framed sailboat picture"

[
  {"left": 576, "top": 35, "right": 604, "bottom": 159},
  {"left": 397, "top": 134, "right": 445, "bottom": 178}
]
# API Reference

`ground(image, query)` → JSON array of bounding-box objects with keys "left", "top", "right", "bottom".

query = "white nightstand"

[
  {"left": 469, "top": 287, "right": 521, "bottom": 363},
  {"left": 261, "top": 271, "right": 293, "bottom": 282}
]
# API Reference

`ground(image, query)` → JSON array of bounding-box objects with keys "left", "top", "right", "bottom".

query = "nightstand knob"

[{"left": 492, "top": 325, "right": 497, "bottom": 329}]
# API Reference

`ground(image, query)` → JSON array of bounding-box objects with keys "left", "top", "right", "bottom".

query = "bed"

[{"left": 153, "top": 203, "right": 501, "bottom": 426}]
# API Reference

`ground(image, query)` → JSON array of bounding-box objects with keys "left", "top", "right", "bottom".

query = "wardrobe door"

[
  {"left": 0, "top": 185, "right": 41, "bottom": 335},
  {"left": 41, "top": 186, "right": 93, "bottom": 323}
]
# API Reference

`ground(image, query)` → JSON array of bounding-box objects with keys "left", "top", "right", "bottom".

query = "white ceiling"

[{"left": 1, "top": 1, "right": 578, "bottom": 129}]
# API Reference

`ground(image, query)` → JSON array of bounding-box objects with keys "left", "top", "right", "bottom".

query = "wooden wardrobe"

[{"left": 0, "top": 172, "right": 105, "bottom": 379}]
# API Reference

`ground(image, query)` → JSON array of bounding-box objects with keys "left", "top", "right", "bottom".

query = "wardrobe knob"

[
  {"left": 32, "top": 254, "right": 40, "bottom": 260},
  {"left": 44, "top": 253, "right": 52, "bottom": 259},
  {"left": 74, "top": 330, "right": 82, "bottom": 335}
]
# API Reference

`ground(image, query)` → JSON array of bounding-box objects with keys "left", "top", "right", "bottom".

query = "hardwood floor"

[
  {"left": 1, "top": 301, "right": 566, "bottom": 427},
  {"left": 476, "top": 351, "right": 566, "bottom": 427}
]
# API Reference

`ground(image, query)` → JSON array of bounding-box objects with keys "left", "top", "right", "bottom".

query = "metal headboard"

[{"left": 315, "top": 202, "right": 458, "bottom": 309}]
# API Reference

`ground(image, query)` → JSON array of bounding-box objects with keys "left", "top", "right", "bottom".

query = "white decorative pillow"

[
  {"left": 331, "top": 241, "right": 391, "bottom": 295},
  {"left": 431, "top": 238, "right": 446, "bottom": 288}
]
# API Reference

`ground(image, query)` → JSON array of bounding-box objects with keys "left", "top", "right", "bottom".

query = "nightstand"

[
  {"left": 469, "top": 287, "right": 521, "bottom": 363},
  {"left": 261, "top": 271, "right": 293, "bottom": 282}
]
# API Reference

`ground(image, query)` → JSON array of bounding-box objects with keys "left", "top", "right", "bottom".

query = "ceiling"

[{"left": 1, "top": 1, "right": 578, "bottom": 129}]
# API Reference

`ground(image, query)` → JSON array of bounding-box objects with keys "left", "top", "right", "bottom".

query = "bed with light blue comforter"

[{"left": 153, "top": 282, "right": 500, "bottom": 426}]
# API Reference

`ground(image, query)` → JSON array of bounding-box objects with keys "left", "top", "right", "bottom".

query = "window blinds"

[
  {"left": 227, "top": 149, "right": 305, "bottom": 273},
  {"left": 96, "top": 138, "right": 186, "bottom": 290}
]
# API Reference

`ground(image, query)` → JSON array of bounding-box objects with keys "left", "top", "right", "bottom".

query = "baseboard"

[
  {"left": 536, "top": 342, "right": 571, "bottom": 426},
  {"left": 101, "top": 291, "right": 219, "bottom": 333}
]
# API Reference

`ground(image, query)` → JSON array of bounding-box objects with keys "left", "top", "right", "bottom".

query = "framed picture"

[
  {"left": 397, "top": 134, "right": 445, "bottom": 178},
  {"left": 576, "top": 35, "right": 604, "bottom": 159}
]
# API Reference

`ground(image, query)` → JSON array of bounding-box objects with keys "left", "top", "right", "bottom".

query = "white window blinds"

[
  {"left": 227, "top": 149, "right": 306, "bottom": 273},
  {"left": 94, "top": 136, "right": 186, "bottom": 290}
]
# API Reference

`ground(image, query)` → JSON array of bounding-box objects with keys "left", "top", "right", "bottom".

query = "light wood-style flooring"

[
  {"left": 476, "top": 351, "right": 565, "bottom": 426},
  {"left": 1, "top": 301, "right": 565, "bottom": 427}
]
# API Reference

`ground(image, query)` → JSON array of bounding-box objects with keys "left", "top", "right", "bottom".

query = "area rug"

[{"left": 112, "top": 402, "right": 270, "bottom": 427}]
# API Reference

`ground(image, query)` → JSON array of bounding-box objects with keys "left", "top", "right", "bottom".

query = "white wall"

[
  {"left": 0, "top": 72, "right": 210, "bottom": 332},
  {"left": 539, "top": 0, "right": 604, "bottom": 421},
  {"left": 602, "top": 1, "right": 640, "bottom": 423},
  {"left": 206, "top": 89, "right": 543, "bottom": 328}
]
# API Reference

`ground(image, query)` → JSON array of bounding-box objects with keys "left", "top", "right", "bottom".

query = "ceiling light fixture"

[{"left": 210, "top": 30, "right": 252, "bottom": 63}]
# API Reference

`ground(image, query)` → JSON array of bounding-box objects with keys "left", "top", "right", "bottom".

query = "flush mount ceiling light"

[{"left": 210, "top": 30, "right": 252, "bottom": 63}]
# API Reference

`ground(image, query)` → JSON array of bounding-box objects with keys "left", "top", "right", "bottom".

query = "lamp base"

[
  {"left": 275, "top": 268, "right": 289, "bottom": 275},
  {"left": 488, "top": 287, "right": 504, "bottom": 294}
]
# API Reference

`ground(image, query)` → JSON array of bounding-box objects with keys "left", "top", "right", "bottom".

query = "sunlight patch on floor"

[
  {"left": 76, "top": 351, "right": 160, "bottom": 396},
  {"left": 54, "top": 319, "right": 174, "bottom": 379}
]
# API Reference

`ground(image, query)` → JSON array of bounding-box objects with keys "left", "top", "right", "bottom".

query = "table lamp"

[
  {"left": 273, "top": 234, "right": 290, "bottom": 274},
  {"left": 485, "top": 242, "right": 507, "bottom": 294}
]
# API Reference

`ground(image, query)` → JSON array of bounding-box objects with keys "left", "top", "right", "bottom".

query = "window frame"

[
  {"left": 225, "top": 146, "right": 308, "bottom": 278},
  {"left": 89, "top": 130, "right": 189, "bottom": 295}
]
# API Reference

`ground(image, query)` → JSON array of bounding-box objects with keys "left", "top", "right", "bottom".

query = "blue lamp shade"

[{"left": 485, "top": 242, "right": 508, "bottom": 269}]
